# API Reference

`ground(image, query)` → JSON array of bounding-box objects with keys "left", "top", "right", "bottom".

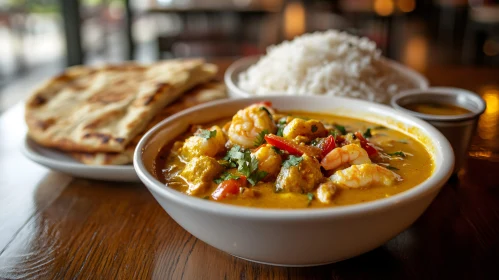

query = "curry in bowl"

[{"left": 155, "top": 102, "right": 433, "bottom": 209}]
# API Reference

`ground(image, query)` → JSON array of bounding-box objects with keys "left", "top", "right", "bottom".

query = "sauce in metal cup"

[{"left": 391, "top": 87, "right": 486, "bottom": 172}]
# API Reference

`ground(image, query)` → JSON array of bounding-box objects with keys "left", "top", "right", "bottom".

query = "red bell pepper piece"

[
  {"left": 257, "top": 101, "right": 272, "bottom": 108},
  {"left": 264, "top": 134, "right": 321, "bottom": 157},
  {"left": 211, "top": 176, "right": 247, "bottom": 201},
  {"left": 320, "top": 135, "right": 336, "bottom": 157},
  {"left": 354, "top": 132, "right": 378, "bottom": 157}
]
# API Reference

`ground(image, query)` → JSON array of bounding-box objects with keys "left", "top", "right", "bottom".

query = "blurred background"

[{"left": 0, "top": 0, "right": 498, "bottom": 112}]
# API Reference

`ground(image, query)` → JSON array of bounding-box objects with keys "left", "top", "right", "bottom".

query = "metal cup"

[{"left": 391, "top": 87, "right": 486, "bottom": 172}]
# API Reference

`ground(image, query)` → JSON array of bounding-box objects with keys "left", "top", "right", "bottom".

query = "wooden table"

[{"left": 1, "top": 60, "right": 498, "bottom": 279}]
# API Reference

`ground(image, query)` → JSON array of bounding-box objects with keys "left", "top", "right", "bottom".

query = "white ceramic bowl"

[
  {"left": 224, "top": 56, "right": 430, "bottom": 100},
  {"left": 133, "top": 96, "right": 453, "bottom": 266}
]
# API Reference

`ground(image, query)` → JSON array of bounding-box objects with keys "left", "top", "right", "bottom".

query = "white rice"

[{"left": 237, "top": 30, "right": 416, "bottom": 103}]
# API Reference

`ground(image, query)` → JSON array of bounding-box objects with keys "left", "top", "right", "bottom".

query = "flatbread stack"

[{"left": 25, "top": 59, "right": 227, "bottom": 165}]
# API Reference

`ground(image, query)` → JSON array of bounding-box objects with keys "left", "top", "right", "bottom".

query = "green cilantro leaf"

[
  {"left": 249, "top": 155, "right": 259, "bottom": 173},
  {"left": 247, "top": 170, "right": 268, "bottom": 186},
  {"left": 213, "top": 172, "right": 241, "bottom": 184},
  {"left": 311, "top": 124, "right": 318, "bottom": 133},
  {"left": 276, "top": 126, "right": 284, "bottom": 137},
  {"left": 307, "top": 192, "right": 314, "bottom": 206},
  {"left": 198, "top": 129, "right": 217, "bottom": 139},
  {"left": 363, "top": 128, "right": 372, "bottom": 138},
  {"left": 223, "top": 146, "right": 269, "bottom": 186},
  {"left": 276, "top": 118, "right": 287, "bottom": 137},
  {"left": 237, "top": 152, "right": 252, "bottom": 177},
  {"left": 223, "top": 145, "right": 242, "bottom": 161},
  {"left": 386, "top": 165, "right": 399, "bottom": 171},
  {"left": 241, "top": 156, "right": 267, "bottom": 186},
  {"left": 388, "top": 151, "right": 406, "bottom": 158},
  {"left": 330, "top": 130, "right": 340, "bottom": 137},
  {"left": 334, "top": 124, "right": 347, "bottom": 135},
  {"left": 254, "top": 129, "right": 269, "bottom": 147},
  {"left": 373, "top": 125, "right": 386, "bottom": 129},
  {"left": 223, "top": 145, "right": 251, "bottom": 172},
  {"left": 218, "top": 159, "right": 235, "bottom": 168},
  {"left": 282, "top": 155, "right": 303, "bottom": 168}
]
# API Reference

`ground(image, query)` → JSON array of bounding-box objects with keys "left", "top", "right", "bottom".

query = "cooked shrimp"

[
  {"left": 252, "top": 144, "right": 282, "bottom": 178},
  {"left": 228, "top": 103, "right": 276, "bottom": 148},
  {"left": 330, "top": 163, "right": 401, "bottom": 189},
  {"left": 321, "top": 144, "right": 371, "bottom": 170},
  {"left": 317, "top": 180, "right": 337, "bottom": 204},
  {"left": 181, "top": 125, "right": 226, "bottom": 160},
  {"left": 282, "top": 118, "right": 328, "bottom": 141}
]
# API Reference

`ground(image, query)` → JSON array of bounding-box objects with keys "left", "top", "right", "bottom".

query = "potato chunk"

[
  {"left": 181, "top": 126, "right": 226, "bottom": 160},
  {"left": 276, "top": 154, "right": 323, "bottom": 193},
  {"left": 180, "top": 156, "right": 223, "bottom": 195},
  {"left": 283, "top": 118, "right": 328, "bottom": 142}
]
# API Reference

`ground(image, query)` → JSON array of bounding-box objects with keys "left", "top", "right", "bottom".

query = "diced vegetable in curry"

[{"left": 155, "top": 102, "right": 434, "bottom": 209}]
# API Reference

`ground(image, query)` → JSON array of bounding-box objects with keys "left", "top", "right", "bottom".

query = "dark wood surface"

[{"left": 1, "top": 60, "right": 498, "bottom": 280}]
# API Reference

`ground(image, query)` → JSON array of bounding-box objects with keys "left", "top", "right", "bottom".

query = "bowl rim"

[
  {"left": 224, "top": 55, "right": 430, "bottom": 98},
  {"left": 134, "top": 96, "right": 454, "bottom": 221}
]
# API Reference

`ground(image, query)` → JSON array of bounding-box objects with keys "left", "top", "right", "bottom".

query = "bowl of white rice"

[{"left": 225, "top": 30, "right": 429, "bottom": 104}]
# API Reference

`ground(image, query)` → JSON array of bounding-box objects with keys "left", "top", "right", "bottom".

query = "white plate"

[
  {"left": 224, "top": 55, "right": 429, "bottom": 101},
  {"left": 21, "top": 135, "right": 140, "bottom": 182}
]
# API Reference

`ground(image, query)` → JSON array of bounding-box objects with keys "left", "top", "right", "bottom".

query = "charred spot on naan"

[
  {"left": 35, "top": 118, "right": 56, "bottom": 131},
  {"left": 53, "top": 68, "right": 96, "bottom": 89},
  {"left": 140, "top": 82, "right": 172, "bottom": 106},
  {"left": 52, "top": 73, "right": 74, "bottom": 83},
  {"left": 87, "top": 88, "right": 133, "bottom": 104},
  {"left": 83, "top": 110, "right": 125, "bottom": 130},
  {"left": 27, "top": 72, "right": 95, "bottom": 109},
  {"left": 25, "top": 116, "right": 56, "bottom": 131},
  {"left": 87, "top": 73, "right": 142, "bottom": 104},
  {"left": 102, "top": 64, "right": 146, "bottom": 72},
  {"left": 82, "top": 132, "right": 114, "bottom": 144},
  {"left": 81, "top": 132, "right": 129, "bottom": 145},
  {"left": 30, "top": 96, "right": 48, "bottom": 107},
  {"left": 66, "top": 78, "right": 94, "bottom": 92}
]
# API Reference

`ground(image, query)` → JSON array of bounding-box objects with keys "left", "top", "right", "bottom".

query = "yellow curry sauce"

[
  {"left": 155, "top": 107, "right": 433, "bottom": 209},
  {"left": 403, "top": 102, "right": 471, "bottom": 116}
]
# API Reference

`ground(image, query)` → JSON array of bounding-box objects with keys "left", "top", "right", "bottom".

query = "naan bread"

[
  {"left": 25, "top": 59, "right": 217, "bottom": 153},
  {"left": 70, "top": 82, "right": 227, "bottom": 165}
]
